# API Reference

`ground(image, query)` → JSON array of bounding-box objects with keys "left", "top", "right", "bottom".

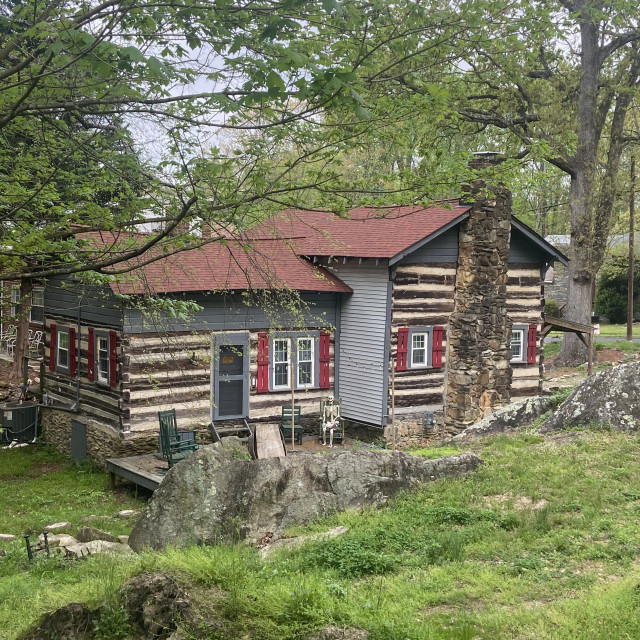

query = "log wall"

[
  {"left": 506, "top": 263, "right": 544, "bottom": 399},
  {"left": 122, "top": 329, "right": 335, "bottom": 433},
  {"left": 44, "top": 316, "right": 124, "bottom": 432},
  {"left": 388, "top": 263, "right": 456, "bottom": 412}
]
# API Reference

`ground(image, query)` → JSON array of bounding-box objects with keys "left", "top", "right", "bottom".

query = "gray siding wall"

[
  {"left": 334, "top": 261, "right": 390, "bottom": 426},
  {"left": 124, "top": 292, "right": 338, "bottom": 333},
  {"left": 398, "top": 227, "right": 459, "bottom": 264},
  {"left": 509, "top": 228, "right": 547, "bottom": 264},
  {"left": 45, "top": 276, "right": 123, "bottom": 328}
]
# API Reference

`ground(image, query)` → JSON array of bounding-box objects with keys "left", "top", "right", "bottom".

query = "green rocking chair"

[{"left": 158, "top": 409, "right": 199, "bottom": 468}]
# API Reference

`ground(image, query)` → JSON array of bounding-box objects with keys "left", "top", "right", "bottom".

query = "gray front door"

[
  {"left": 218, "top": 344, "right": 244, "bottom": 417},
  {"left": 212, "top": 333, "right": 249, "bottom": 420}
]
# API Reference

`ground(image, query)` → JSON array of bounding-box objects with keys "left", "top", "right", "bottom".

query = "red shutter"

[
  {"left": 432, "top": 326, "right": 444, "bottom": 368},
  {"left": 87, "top": 327, "right": 95, "bottom": 381},
  {"left": 49, "top": 324, "right": 57, "bottom": 371},
  {"left": 109, "top": 330, "right": 118, "bottom": 387},
  {"left": 396, "top": 327, "right": 409, "bottom": 371},
  {"left": 527, "top": 324, "right": 537, "bottom": 364},
  {"left": 257, "top": 332, "right": 269, "bottom": 393},
  {"left": 319, "top": 331, "right": 330, "bottom": 389},
  {"left": 69, "top": 327, "right": 77, "bottom": 377}
]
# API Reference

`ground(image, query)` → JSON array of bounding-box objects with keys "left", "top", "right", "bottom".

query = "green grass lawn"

[
  {"left": 544, "top": 338, "right": 640, "bottom": 360},
  {"left": 5, "top": 433, "right": 640, "bottom": 639},
  {"left": 548, "top": 323, "right": 640, "bottom": 339},
  {"left": 593, "top": 323, "right": 640, "bottom": 337},
  {"left": 0, "top": 446, "right": 147, "bottom": 640}
]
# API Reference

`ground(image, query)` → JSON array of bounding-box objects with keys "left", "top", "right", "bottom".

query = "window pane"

[
  {"left": 274, "top": 363, "right": 289, "bottom": 387},
  {"left": 298, "top": 338, "right": 312, "bottom": 361},
  {"left": 30, "top": 288, "right": 44, "bottom": 323},
  {"left": 30, "top": 306, "right": 44, "bottom": 323},
  {"left": 511, "top": 331, "right": 523, "bottom": 360},
  {"left": 411, "top": 333, "right": 427, "bottom": 366},
  {"left": 10, "top": 287, "right": 19, "bottom": 317},
  {"left": 274, "top": 339, "right": 288, "bottom": 363},
  {"left": 297, "top": 338, "right": 313, "bottom": 386},
  {"left": 298, "top": 362, "right": 312, "bottom": 385},
  {"left": 273, "top": 339, "right": 290, "bottom": 387},
  {"left": 98, "top": 337, "right": 109, "bottom": 382},
  {"left": 57, "top": 332, "right": 69, "bottom": 367},
  {"left": 31, "top": 289, "right": 44, "bottom": 306}
]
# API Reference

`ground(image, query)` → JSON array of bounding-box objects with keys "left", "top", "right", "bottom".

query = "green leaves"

[
  {"left": 266, "top": 71, "right": 286, "bottom": 97},
  {"left": 120, "top": 46, "right": 145, "bottom": 63}
]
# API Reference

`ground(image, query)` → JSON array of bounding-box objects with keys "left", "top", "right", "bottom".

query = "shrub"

[
  {"left": 302, "top": 538, "right": 399, "bottom": 578},
  {"left": 93, "top": 604, "right": 131, "bottom": 640},
  {"left": 545, "top": 298, "right": 561, "bottom": 318},
  {"left": 594, "top": 249, "right": 640, "bottom": 323}
]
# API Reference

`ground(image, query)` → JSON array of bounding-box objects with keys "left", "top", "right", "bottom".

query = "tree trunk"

[
  {"left": 10, "top": 280, "right": 33, "bottom": 382},
  {"left": 555, "top": 14, "right": 600, "bottom": 367},
  {"left": 555, "top": 171, "right": 597, "bottom": 366},
  {"left": 629, "top": 157, "right": 636, "bottom": 341}
]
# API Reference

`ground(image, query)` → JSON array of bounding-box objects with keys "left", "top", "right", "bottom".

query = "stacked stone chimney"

[{"left": 443, "top": 153, "right": 513, "bottom": 433}]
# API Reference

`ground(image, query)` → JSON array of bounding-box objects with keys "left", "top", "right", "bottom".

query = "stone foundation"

[
  {"left": 41, "top": 407, "right": 211, "bottom": 467},
  {"left": 383, "top": 411, "right": 444, "bottom": 448},
  {"left": 343, "top": 413, "right": 443, "bottom": 448}
]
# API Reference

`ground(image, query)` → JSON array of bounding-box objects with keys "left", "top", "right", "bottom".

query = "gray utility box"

[{"left": 0, "top": 402, "right": 38, "bottom": 442}]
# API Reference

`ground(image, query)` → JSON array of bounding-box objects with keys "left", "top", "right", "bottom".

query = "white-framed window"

[
  {"left": 97, "top": 335, "right": 109, "bottom": 384},
  {"left": 269, "top": 331, "right": 320, "bottom": 391},
  {"left": 404, "top": 326, "right": 435, "bottom": 369},
  {"left": 273, "top": 338, "right": 291, "bottom": 389},
  {"left": 57, "top": 330, "right": 69, "bottom": 369},
  {"left": 10, "top": 286, "right": 20, "bottom": 318},
  {"left": 30, "top": 287, "right": 44, "bottom": 324},
  {"left": 296, "top": 337, "right": 314, "bottom": 387},
  {"left": 410, "top": 332, "right": 428, "bottom": 368},
  {"left": 510, "top": 328, "right": 525, "bottom": 363}
]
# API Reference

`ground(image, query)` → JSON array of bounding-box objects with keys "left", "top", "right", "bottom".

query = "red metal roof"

[
  {"left": 250, "top": 202, "right": 472, "bottom": 258},
  {"left": 106, "top": 238, "right": 353, "bottom": 295}
]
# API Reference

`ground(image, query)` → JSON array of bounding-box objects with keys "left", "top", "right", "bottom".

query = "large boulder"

[
  {"left": 129, "top": 444, "right": 482, "bottom": 552},
  {"left": 452, "top": 396, "right": 554, "bottom": 441},
  {"left": 540, "top": 361, "right": 640, "bottom": 433}
]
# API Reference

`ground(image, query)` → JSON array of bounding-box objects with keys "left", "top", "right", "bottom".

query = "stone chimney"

[{"left": 443, "top": 152, "right": 513, "bottom": 433}]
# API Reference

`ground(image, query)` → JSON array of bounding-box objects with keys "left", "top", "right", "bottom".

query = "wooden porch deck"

[
  {"left": 106, "top": 435, "right": 349, "bottom": 492},
  {"left": 106, "top": 453, "right": 169, "bottom": 491}
]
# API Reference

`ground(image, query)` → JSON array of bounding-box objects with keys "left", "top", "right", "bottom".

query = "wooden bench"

[
  {"left": 280, "top": 404, "right": 303, "bottom": 445},
  {"left": 158, "top": 409, "right": 198, "bottom": 468}
]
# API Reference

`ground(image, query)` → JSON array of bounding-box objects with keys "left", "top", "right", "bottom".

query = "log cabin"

[{"left": 41, "top": 187, "right": 567, "bottom": 458}]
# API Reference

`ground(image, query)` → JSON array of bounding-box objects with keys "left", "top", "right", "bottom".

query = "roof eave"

[
  {"left": 511, "top": 218, "right": 569, "bottom": 266},
  {"left": 388, "top": 209, "right": 471, "bottom": 266}
]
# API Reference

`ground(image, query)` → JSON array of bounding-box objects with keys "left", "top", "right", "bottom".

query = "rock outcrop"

[
  {"left": 129, "top": 441, "right": 482, "bottom": 552},
  {"left": 540, "top": 361, "right": 640, "bottom": 433},
  {"left": 453, "top": 396, "right": 554, "bottom": 440},
  {"left": 20, "top": 603, "right": 97, "bottom": 640}
]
